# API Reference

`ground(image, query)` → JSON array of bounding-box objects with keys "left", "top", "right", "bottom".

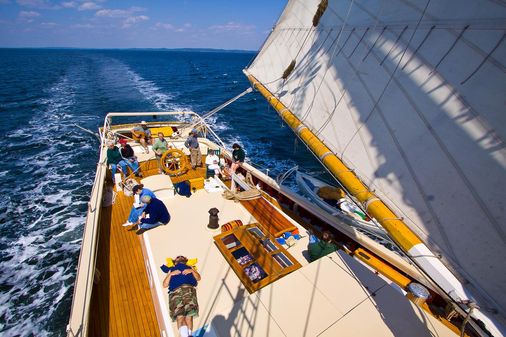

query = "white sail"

[{"left": 246, "top": 0, "right": 506, "bottom": 328}]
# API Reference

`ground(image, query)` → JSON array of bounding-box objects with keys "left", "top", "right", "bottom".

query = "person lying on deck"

[
  {"left": 134, "top": 195, "right": 170, "bottom": 235},
  {"left": 122, "top": 184, "right": 156, "bottom": 227},
  {"left": 308, "top": 230, "right": 338, "bottom": 261},
  {"left": 162, "top": 255, "right": 201, "bottom": 337}
]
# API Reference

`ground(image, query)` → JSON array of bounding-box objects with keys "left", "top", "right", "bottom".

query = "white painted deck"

[{"left": 140, "top": 175, "right": 456, "bottom": 337}]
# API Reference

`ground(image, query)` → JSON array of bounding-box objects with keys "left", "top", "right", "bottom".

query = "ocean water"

[{"left": 0, "top": 49, "right": 325, "bottom": 337}]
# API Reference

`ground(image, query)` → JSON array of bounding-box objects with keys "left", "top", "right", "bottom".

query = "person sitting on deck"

[
  {"left": 122, "top": 184, "right": 156, "bottom": 227},
  {"left": 131, "top": 121, "right": 152, "bottom": 154},
  {"left": 152, "top": 132, "right": 170, "bottom": 174},
  {"left": 308, "top": 230, "right": 338, "bottom": 261},
  {"left": 134, "top": 195, "right": 170, "bottom": 235},
  {"left": 184, "top": 129, "right": 202, "bottom": 170},
  {"left": 106, "top": 141, "right": 128, "bottom": 183},
  {"left": 231, "top": 143, "right": 245, "bottom": 174},
  {"left": 118, "top": 138, "right": 142, "bottom": 177},
  {"left": 205, "top": 149, "right": 222, "bottom": 178},
  {"left": 162, "top": 255, "right": 201, "bottom": 337}
]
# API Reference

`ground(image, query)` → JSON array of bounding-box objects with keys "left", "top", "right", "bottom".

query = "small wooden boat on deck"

[{"left": 295, "top": 171, "right": 390, "bottom": 241}]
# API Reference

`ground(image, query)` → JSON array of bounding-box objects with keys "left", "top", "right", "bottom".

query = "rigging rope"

[{"left": 194, "top": 87, "right": 252, "bottom": 125}]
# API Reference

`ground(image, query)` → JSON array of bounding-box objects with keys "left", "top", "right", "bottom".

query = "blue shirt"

[
  {"left": 140, "top": 188, "right": 156, "bottom": 200},
  {"left": 167, "top": 263, "right": 198, "bottom": 292},
  {"left": 141, "top": 198, "right": 170, "bottom": 225},
  {"left": 184, "top": 135, "right": 199, "bottom": 149}
]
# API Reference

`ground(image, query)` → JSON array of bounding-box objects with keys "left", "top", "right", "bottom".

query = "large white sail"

[{"left": 246, "top": 0, "right": 506, "bottom": 329}]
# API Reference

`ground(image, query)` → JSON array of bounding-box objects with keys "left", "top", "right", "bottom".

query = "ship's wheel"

[{"left": 160, "top": 148, "right": 190, "bottom": 176}]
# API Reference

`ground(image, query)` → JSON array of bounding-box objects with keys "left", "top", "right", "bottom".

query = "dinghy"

[{"left": 295, "top": 170, "right": 390, "bottom": 240}]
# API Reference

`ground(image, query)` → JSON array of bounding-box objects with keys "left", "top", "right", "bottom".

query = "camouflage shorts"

[{"left": 168, "top": 286, "right": 199, "bottom": 321}]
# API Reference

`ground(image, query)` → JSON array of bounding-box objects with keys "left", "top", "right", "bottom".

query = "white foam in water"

[{"left": 0, "top": 73, "right": 96, "bottom": 337}]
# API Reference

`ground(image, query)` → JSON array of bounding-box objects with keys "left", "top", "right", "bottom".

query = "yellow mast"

[{"left": 246, "top": 74, "right": 422, "bottom": 253}]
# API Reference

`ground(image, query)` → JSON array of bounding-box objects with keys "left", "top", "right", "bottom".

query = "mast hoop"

[
  {"left": 296, "top": 125, "right": 307, "bottom": 134},
  {"left": 319, "top": 151, "right": 334, "bottom": 161},
  {"left": 364, "top": 197, "right": 381, "bottom": 210}
]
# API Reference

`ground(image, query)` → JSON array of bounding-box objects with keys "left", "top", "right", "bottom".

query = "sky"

[{"left": 0, "top": 0, "right": 287, "bottom": 50}]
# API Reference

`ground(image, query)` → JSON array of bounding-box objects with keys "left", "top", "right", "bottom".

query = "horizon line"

[{"left": 0, "top": 46, "right": 257, "bottom": 52}]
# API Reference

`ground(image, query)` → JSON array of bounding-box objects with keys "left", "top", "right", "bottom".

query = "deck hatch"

[{"left": 213, "top": 223, "right": 302, "bottom": 293}]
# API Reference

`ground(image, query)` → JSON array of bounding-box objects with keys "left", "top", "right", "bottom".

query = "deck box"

[{"left": 188, "top": 177, "right": 205, "bottom": 191}]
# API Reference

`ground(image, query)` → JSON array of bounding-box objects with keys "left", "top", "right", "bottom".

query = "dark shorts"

[{"left": 168, "top": 286, "right": 199, "bottom": 321}]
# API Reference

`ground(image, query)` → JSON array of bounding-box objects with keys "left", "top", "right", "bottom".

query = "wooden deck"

[{"left": 88, "top": 158, "right": 208, "bottom": 337}]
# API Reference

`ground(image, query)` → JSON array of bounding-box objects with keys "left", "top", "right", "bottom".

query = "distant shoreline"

[{"left": 0, "top": 47, "right": 256, "bottom": 53}]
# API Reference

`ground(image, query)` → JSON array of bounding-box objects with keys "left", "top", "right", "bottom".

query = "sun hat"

[{"left": 140, "top": 121, "right": 147, "bottom": 125}]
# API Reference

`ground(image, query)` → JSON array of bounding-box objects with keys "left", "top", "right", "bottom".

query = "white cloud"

[
  {"left": 19, "top": 10, "right": 40, "bottom": 18},
  {"left": 209, "top": 22, "right": 255, "bottom": 33},
  {"left": 154, "top": 22, "right": 191, "bottom": 33},
  {"left": 61, "top": 1, "right": 75, "bottom": 8},
  {"left": 78, "top": 2, "right": 99, "bottom": 11},
  {"left": 122, "top": 15, "right": 148, "bottom": 28},
  {"left": 16, "top": 0, "right": 54, "bottom": 9},
  {"left": 71, "top": 23, "right": 94, "bottom": 29},
  {"left": 95, "top": 6, "right": 145, "bottom": 18},
  {"left": 155, "top": 22, "right": 174, "bottom": 30}
]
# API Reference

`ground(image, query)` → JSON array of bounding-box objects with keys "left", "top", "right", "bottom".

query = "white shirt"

[{"left": 206, "top": 154, "right": 220, "bottom": 170}]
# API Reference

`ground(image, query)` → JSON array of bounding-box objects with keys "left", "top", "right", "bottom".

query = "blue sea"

[{"left": 0, "top": 49, "right": 325, "bottom": 336}]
